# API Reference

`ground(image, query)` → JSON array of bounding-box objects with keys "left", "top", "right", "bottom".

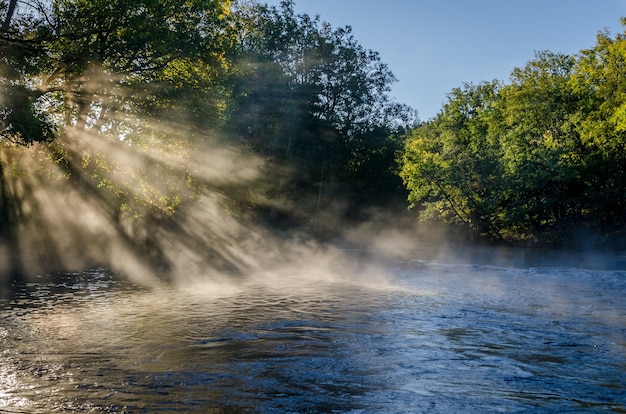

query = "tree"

[
  {"left": 495, "top": 51, "right": 584, "bottom": 240},
  {"left": 227, "top": 0, "right": 416, "bottom": 228},
  {"left": 1, "top": 0, "right": 57, "bottom": 145},
  {"left": 570, "top": 21, "right": 626, "bottom": 234},
  {"left": 400, "top": 81, "right": 504, "bottom": 239},
  {"left": 1, "top": 0, "right": 56, "bottom": 271},
  {"left": 400, "top": 33, "right": 626, "bottom": 245},
  {"left": 0, "top": 0, "right": 237, "bottom": 276}
]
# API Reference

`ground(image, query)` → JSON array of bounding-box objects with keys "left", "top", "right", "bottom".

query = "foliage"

[
  {"left": 0, "top": 0, "right": 235, "bottom": 249},
  {"left": 7, "top": 0, "right": 623, "bottom": 251},
  {"left": 226, "top": 0, "right": 416, "bottom": 228},
  {"left": 400, "top": 27, "right": 626, "bottom": 245},
  {"left": 401, "top": 81, "right": 504, "bottom": 238},
  {"left": 1, "top": 0, "right": 55, "bottom": 144},
  {"left": 1, "top": 0, "right": 415, "bottom": 250}
]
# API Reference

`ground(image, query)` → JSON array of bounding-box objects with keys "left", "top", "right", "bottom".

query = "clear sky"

[{"left": 262, "top": 0, "right": 625, "bottom": 120}]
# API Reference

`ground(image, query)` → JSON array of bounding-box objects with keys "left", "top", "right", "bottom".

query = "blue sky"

[{"left": 262, "top": 1, "right": 625, "bottom": 120}]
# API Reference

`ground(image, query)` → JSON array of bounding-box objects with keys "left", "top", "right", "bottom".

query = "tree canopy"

[
  {"left": 400, "top": 23, "right": 626, "bottom": 245},
  {"left": 1, "top": 0, "right": 416, "bottom": 276},
  {"left": 2, "top": 0, "right": 625, "bottom": 274},
  {"left": 227, "top": 1, "right": 415, "bottom": 227}
]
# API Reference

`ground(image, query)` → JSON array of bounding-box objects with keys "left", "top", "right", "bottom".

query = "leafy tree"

[
  {"left": 1, "top": 0, "right": 57, "bottom": 145},
  {"left": 228, "top": 0, "right": 416, "bottom": 228},
  {"left": 0, "top": 0, "right": 235, "bottom": 274},
  {"left": 570, "top": 21, "right": 626, "bottom": 233},
  {"left": 2, "top": 0, "right": 234, "bottom": 145},
  {"left": 2, "top": 0, "right": 420, "bottom": 257},
  {"left": 400, "top": 81, "right": 503, "bottom": 238},
  {"left": 401, "top": 53, "right": 589, "bottom": 242},
  {"left": 51, "top": 0, "right": 232, "bottom": 130},
  {"left": 401, "top": 26, "right": 626, "bottom": 245},
  {"left": 496, "top": 51, "right": 584, "bottom": 240},
  {"left": 1, "top": 0, "right": 56, "bottom": 266}
]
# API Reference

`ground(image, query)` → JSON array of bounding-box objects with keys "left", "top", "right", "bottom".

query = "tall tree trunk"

[
  {"left": 0, "top": 159, "right": 24, "bottom": 285},
  {"left": 0, "top": 161, "right": 13, "bottom": 242},
  {"left": 1, "top": 0, "right": 18, "bottom": 32}
]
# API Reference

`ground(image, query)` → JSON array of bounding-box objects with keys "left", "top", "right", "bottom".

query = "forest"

[
  {"left": 1, "top": 0, "right": 625, "bottom": 277},
  {"left": 401, "top": 32, "right": 626, "bottom": 246}
]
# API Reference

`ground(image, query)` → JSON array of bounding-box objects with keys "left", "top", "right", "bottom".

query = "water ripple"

[{"left": 0, "top": 264, "right": 624, "bottom": 412}]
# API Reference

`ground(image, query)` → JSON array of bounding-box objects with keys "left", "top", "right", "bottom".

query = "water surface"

[{"left": 1, "top": 257, "right": 625, "bottom": 413}]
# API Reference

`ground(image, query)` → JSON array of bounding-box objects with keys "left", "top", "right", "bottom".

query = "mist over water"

[
  {"left": 1, "top": 257, "right": 624, "bottom": 413},
  {"left": 3, "top": 3, "right": 626, "bottom": 411},
  {"left": 0, "top": 120, "right": 283, "bottom": 283},
  {"left": 0, "top": 78, "right": 625, "bottom": 412}
]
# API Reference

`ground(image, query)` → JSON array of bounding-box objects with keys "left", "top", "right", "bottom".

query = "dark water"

[{"left": 1, "top": 257, "right": 625, "bottom": 413}]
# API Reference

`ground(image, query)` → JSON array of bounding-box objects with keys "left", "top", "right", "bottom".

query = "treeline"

[
  {"left": 2, "top": 0, "right": 625, "bottom": 251},
  {"left": 400, "top": 23, "right": 626, "bottom": 246},
  {"left": 0, "top": 0, "right": 415, "bottom": 246}
]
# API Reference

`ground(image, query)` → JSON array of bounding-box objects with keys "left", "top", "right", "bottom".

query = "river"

[{"left": 1, "top": 249, "right": 625, "bottom": 413}]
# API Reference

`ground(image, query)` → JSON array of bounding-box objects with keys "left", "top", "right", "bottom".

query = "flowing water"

[{"left": 1, "top": 251, "right": 625, "bottom": 413}]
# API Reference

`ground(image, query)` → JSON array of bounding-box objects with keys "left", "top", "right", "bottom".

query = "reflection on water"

[{"left": 0, "top": 261, "right": 625, "bottom": 413}]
